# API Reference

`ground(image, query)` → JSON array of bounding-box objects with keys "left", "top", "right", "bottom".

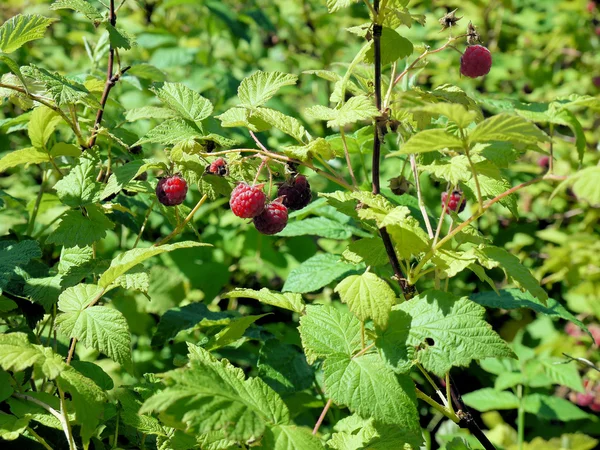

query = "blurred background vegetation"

[{"left": 1, "top": 0, "right": 599, "bottom": 448}]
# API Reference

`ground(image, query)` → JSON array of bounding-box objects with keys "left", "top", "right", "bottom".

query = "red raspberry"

[
  {"left": 537, "top": 156, "right": 550, "bottom": 170},
  {"left": 460, "top": 45, "right": 492, "bottom": 78},
  {"left": 230, "top": 182, "right": 266, "bottom": 218},
  {"left": 207, "top": 157, "right": 228, "bottom": 176},
  {"left": 591, "top": 402, "right": 600, "bottom": 412},
  {"left": 576, "top": 393, "right": 595, "bottom": 407},
  {"left": 441, "top": 190, "right": 466, "bottom": 213},
  {"left": 253, "top": 200, "right": 288, "bottom": 235},
  {"left": 156, "top": 175, "right": 188, "bottom": 206},
  {"left": 277, "top": 175, "right": 312, "bottom": 211},
  {"left": 588, "top": 1, "right": 597, "bottom": 13}
]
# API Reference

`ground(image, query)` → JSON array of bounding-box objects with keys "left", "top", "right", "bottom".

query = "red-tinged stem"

[{"left": 312, "top": 399, "right": 332, "bottom": 435}]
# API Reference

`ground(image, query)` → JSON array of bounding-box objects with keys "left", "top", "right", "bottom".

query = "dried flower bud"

[
  {"left": 467, "top": 21, "right": 481, "bottom": 45},
  {"left": 439, "top": 8, "right": 462, "bottom": 31}
]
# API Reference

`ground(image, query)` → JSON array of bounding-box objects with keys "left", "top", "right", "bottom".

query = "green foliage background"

[{"left": 0, "top": 0, "right": 599, "bottom": 449}]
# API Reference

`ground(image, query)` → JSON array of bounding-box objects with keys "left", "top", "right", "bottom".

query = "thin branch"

[
  {"left": 155, "top": 194, "right": 208, "bottom": 246},
  {"left": 86, "top": 0, "right": 131, "bottom": 149},
  {"left": 410, "top": 155, "right": 434, "bottom": 238},
  {"left": 370, "top": 1, "right": 409, "bottom": 295},
  {"left": 312, "top": 399, "right": 332, "bottom": 435},
  {"left": 340, "top": 128, "right": 358, "bottom": 187},
  {"left": 133, "top": 199, "right": 156, "bottom": 248},
  {"left": 66, "top": 338, "right": 77, "bottom": 364}
]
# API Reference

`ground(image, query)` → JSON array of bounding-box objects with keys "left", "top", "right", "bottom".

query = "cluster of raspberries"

[
  {"left": 230, "top": 175, "right": 311, "bottom": 235},
  {"left": 155, "top": 156, "right": 312, "bottom": 235}
]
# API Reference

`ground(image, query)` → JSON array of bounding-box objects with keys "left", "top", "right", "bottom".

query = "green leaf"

[
  {"left": 365, "top": 27, "right": 413, "bottom": 65},
  {"left": 141, "top": 345, "right": 289, "bottom": 442},
  {"left": 252, "top": 107, "right": 306, "bottom": 142},
  {"left": 420, "top": 155, "right": 472, "bottom": 186},
  {"left": 98, "top": 241, "right": 207, "bottom": 288},
  {"left": 461, "top": 388, "right": 520, "bottom": 411},
  {"left": 380, "top": 206, "right": 431, "bottom": 260},
  {"left": 117, "top": 388, "right": 166, "bottom": 436},
  {"left": 0, "top": 332, "right": 43, "bottom": 372},
  {"left": 282, "top": 254, "right": 362, "bottom": 294},
  {"left": 207, "top": 314, "right": 269, "bottom": 350},
  {"left": 523, "top": 434, "right": 599, "bottom": 450},
  {"left": 57, "top": 366, "right": 106, "bottom": 446},
  {"left": 541, "top": 359, "right": 584, "bottom": 393},
  {"left": 134, "top": 118, "right": 203, "bottom": 145},
  {"left": 307, "top": 95, "right": 380, "bottom": 128},
  {"left": 28, "top": 106, "right": 61, "bottom": 149},
  {"left": 223, "top": 288, "right": 304, "bottom": 313},
  {"left": 56, "top": 284, "right": 132, "bottom": 368},
  {"left": 258, "top": 341, "right": 313, "bottom": 394},
  {"left": 0, "top": 55, "right": 28, "bottom": 90},
  {"left": 0, "top": 414, "right": 29, "bottom": 441},
  {"left": 468, "top": 114, "right": 549, "bottom": 146},
  {"left": 345, "top": 238, "right": 389, "bottom": 266},
  {"left": 22, "top": 65, "right": 95, "bottom": 107},
  {"left": 0, "top": 240, "right": 41, "bottom": 294},
  {"left": 106, "top": 24, "right": 134, "bottom": 50},
  {"left": 470, "top": 289, "right": 589, "bottom": 337},
  {"left": 71, "top": 360, "right": 114, "bottom": 391},
  {"left": 0, "top": 14, "right": 56, "bottom": 53},
  {"left": 47, "top": 205, "right": 114, "bottom": 248},
  {"left": 50, "top": 0, "right": 103, "bottom": 22},
  {"left": 0, "top": 371, "right": 13, "bottom": 402},
  {"left": 151, "top": 302, "right": 229, "bottom": 347},
  {"left": 523, "top": 394, "right": 590, "bottom": 421},
  {"left": 125, "top": 106, "right": 177, "bottom": 122},
  {"left": 299, "top": 304, "right": 362, "bottom": 364},
  {"left": 260, "top": 424, "right": 325, "bottom": 449},
  {"left": 377, "top": 290, "right": 514, "bottom": 376},
  {"left": 324, "top": 352, "right": 419, "bottom": 430},
  {"left": 570, "top": 166, "right": 600, "bottom": 206},
  {"left": 154, "top": 82, "right": 214, "bottom": 125},
  {"left": 50, "top": 142, "right": 80, "bottom": 158},
  {"left": 413, "top": 103, "right": 480, "bottom": 129},
  {"left": 277, "top": 217, "right": 354, "bottom": 240},
  {"left": 216, "top": 106, "right": 270, "bottom": 132},
  {"left": 326, "top": 0, "right": 358, "bottom": 13},
  {"left": 387, "top": 129, "right": 463, "bottom": 156},
  {"left": 238, "top": 71, "right": 298, "bottom": 108},
  {"left": 473, "top": 246, "right": 548, "bottom": 303},
  {"left": 54, "top": 156, "right": 103, "bottom": 207},
  {"left": 0, "top": 147, "right": 51, "bottom": 173},
  {"left": 335, "top": 272, "right": 396, "bottom": 329}
]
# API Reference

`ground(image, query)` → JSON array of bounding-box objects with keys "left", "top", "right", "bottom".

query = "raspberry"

[
  {"left": 207, "top": 157, "right": 228, "bottom": 176},
  {"left": 537, "top": 156, "right": 550, "bottom": 170},
  {"left": 441, "top": 190, "right": 466, "bottom": 213},
  {"left": 460, "top": 45, "right": 492, "bottom": 78},
  {"left": 253, "top": 200, "right": 288, "bottom": 235},
  {"left": 576, "top": 393, "right": 595, "bottom": 407},
  {"left": 230, "top": 182, "right": 266, "bottom": 218},
  {"left": 156, "top": 175, "right": 188, "bottom": 206},
  {"left": 590, "top": 402, "right": 600, "bottom": 412},
  {"left": 277, "top": 175, "right": 312, "bottom": 211}
]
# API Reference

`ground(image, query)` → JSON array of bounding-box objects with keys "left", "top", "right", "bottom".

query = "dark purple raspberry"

[
  {"left": 156, "top": 175, "right": 188, "bottom": 206},
  {"left": 207, "top": 157, "right": 228, "bottom": 176},
  {"left": 441, "top": 190, "right": 466, "bottom": 213},
  {"left": 460, "top": 45, "right": 492, "bottom": 78},
  {"left": 277, "top": 175, "right": 312, "bottom": 211},
  {"left": 253, "top": 200, "right": 288, "bottom": 235},
  {"left": 230, "top": 182, "right": 266, "bottom": 218}
]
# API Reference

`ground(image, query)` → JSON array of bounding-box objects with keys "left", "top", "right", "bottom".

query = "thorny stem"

[
  {"left": 155, "top": 194, "right": 208, "bottom": 246},
  {"left": 370, "top": 0, "right": 409, "bottom": 295},
  {"left": 86, "top": 0, "right": 131, "bottom": 149}
]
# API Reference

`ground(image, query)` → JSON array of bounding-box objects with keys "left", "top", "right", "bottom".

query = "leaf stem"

[
  {"left": 339, "top": 128, "right": 358, "bottom": 187},
  {"left": 416, "top": 363, "right": 447, "bottom": 407},
  {"left": 410, "top": 155, "right": 434, "bottom": 238},
  {"left": 58, "top": 386, "right": 77, "bottom": 450},
  {"left": 155, "top": 194, "right": 208, "bottom": 246},
  {"left": 133, "top": 199, "right": 156, "bottom": 248},
  {"left": 27, "top": 170, "right": 47, "bottom": 236},
  {"left": 312, "top": 399, "right": 332, "bottom": 435},
  {"left": 517, "top": 384, "right": 525, "bottom": 450},
  {"left": 415, "top": 388, "right": 459, "bottom": 423},
  {"left": 66, "top": 338, "right": 77, "bottom": 364},
  {"left": 26, "top": 426, "right": 53, "bottom": 450},
  {"left": 464, "top": 146, "right": 483, "bottom": 212}
]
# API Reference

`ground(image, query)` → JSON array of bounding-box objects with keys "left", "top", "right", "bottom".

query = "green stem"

[
  {"left": 133, "top": 199, "right": 156, "bottom": 248},
  {"left": 465, "top": 146, "right": 483, "bottom": 212},
  {"left": 339, "top": 129, "right": 358, "bottom": 187},
  {"left": 155, "top": 194, "right": 208, "bottom": 246},
  {"left": 517, "top": 384, "right": 525, "bottom": 450},
  {"left": 27, "top": 426, "right": 53, "bottom": 450},
  {"left": 415, "top": 388, "right": 459, "bottom": 423},
  {"left": 58, "top": 388, "right": 77, "bottom": 450}
]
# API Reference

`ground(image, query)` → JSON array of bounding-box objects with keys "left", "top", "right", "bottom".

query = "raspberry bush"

[{"left": 0, "top": 1, "right": 599, "bottom": 450}]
